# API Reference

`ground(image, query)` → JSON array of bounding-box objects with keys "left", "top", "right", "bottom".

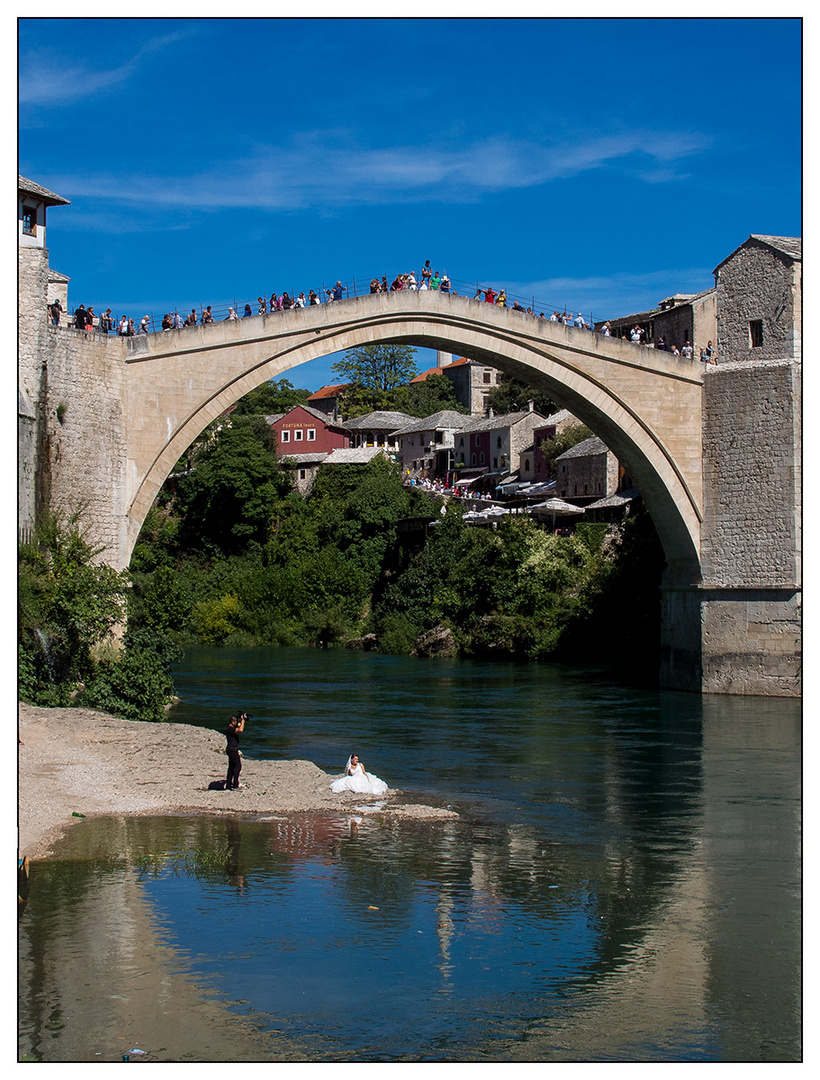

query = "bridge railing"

[{"left": 59, "top": 272, "right": 601, "bottom": 337}]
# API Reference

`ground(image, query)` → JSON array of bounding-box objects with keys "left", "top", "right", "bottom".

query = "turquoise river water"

[{"left": 18, "top": 647, "right": 801, "bottom": 1062}]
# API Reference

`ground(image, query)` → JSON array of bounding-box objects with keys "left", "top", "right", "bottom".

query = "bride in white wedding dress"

[{"left": 330, "top": 753, "right": 388, "bottom": 795}]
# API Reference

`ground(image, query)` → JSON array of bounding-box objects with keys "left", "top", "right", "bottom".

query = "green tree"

[
  {"left": 485, "top": 372, "right": 558, "bottom": 418},
  {"left": 231, "top": 378, "right": 310, "bottom": 417},
  {"left": 393, "top": 374, "right": 468, "bottom": 418},
  {"left": 18, "top": 509, "right": 129, "bottom": 703},
  {"left": 540, "top": 423, "right": 595, "bottom": 479},
  {"left": 175, "top": 415, "right": 293, "bottom": 554},
  {"left": 331, "top": 344, "right": 418, "bottom": 396}
]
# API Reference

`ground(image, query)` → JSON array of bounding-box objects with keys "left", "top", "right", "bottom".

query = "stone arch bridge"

[{"left": 35, "top": 290, "right": 800, "bottom": 697}]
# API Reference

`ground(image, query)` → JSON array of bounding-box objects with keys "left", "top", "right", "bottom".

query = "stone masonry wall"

[
  {"left": 40, "top": 330, "right": 130, "bottom": 567},
  {"left": 700, "top": 359, "right": 800, "bottom": 587},
  {"left": 716, "top": 241, "right": 798, "bottom": 362}
]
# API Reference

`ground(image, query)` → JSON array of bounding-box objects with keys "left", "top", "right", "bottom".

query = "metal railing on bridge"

[{"left": 57, "top": 270, "right": 601, "bottom": 337}]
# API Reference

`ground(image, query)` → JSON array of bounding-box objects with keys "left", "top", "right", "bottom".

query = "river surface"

[{"left": 19, "top": 647, "right": 801, "bottom": 1062}]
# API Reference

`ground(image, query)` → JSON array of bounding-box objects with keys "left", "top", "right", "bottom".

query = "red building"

[{"left": 266, "top": 404, "right": 349, "bottom": 455}]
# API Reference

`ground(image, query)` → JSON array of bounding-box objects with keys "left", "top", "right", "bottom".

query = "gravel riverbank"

[{"left": 18, "top": 702, "right": 456, "bottom": 860}]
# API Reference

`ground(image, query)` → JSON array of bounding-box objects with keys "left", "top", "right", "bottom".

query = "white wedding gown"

[{"left": 330, "top": 761, "right": 388, "bottom": 795}]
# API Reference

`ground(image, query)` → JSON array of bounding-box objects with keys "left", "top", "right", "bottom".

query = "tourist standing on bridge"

[
  {"left": 100, "top": 308, "right": 113, "bottom": 333},
  {"left": 185, "top": 309, "right": 198, "bottom": 327},
  {"left": 161, "top": 313, "right": 172, "bottom": 331},
  {"left": 137, "top": 316, "right": 150, "bottom": 334},
  {"left": 496, "top": 289, "right": 507, "bottom": 307},
  {"left": 48, "top": 298, "right": 63, "bottom": 325},
  {"left": 172, "top": 311, "right": 183, "bottom": 329},
  {"left": 243, "top": 304, "right": 252, "bottom": 317},
  {"left": 682, "top": 340, "right": 693, "bottom": 359},
  {"left": 332, "top": 281, "right": 347, "bottom": 301},
  {"left": 257, "top": 297, "right": 267, "bottom": 314},
  {"left": 73, "top": 304, "right": 88, "bottom": 331},
  {"left": 484, "top": 286, "right": 497, "bottom": 304},
  {"left": 309, "top": 289, "right": 319, "bottom": 305},
  {"left": 440, "top": 275, "right": 450, "bottom": 293},
  {"left": 700, "top": 341, "right": 716, "bottom": 365},
  {"left": 421, "top": 261, "right": 432, "bottom": 286},
  {"left": 118, "top": 315, "right": 128, "bottom": 335},
  {"left": 226, "top": 308, "right": 238, "bottom": 321}
]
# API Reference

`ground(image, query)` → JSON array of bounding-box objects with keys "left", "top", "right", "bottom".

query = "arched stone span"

[{"left": 122, "top": 290, "right": 704, "bottom": 581}]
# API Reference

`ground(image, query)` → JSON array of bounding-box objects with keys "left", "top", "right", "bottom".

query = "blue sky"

[{"left": 18, "top": 16, "right": 802, "bottom": 390}]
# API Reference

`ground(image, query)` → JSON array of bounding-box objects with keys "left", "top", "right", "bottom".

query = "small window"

[
  {"left": 22, "top": 206, "right": 36, "bottom": 235},
  {"left": 480, "top": 452, "right": 486, "bottom": 465},
  {"left": 525, "top": 459, "right": 530, "bottom": 472},
  {"left": 492, "top": 457, "right": 497, "bottom": 468},
  {"left": 306, "top": 428, "right": 316, "bottom": 441},
  {"left": 483, "top": 372, "right": 491, "bottom": 384},
  {"left": 471, "top": 453, "right": 477, "bottom": 465},
  {"left": 294, "top": 428, "right": 303, "bottom": 441},
  {"left": 497, "top": 436, "right": 502, "bottom": 449},
  {"left": 750, "top": 320, "right": 764, "bottom": 348},
  {"left": 280, "top": 429, "right": 290, "bottom": 443},
  {"left": 299, "top": 469, "right": 307, "bottom": 480}
]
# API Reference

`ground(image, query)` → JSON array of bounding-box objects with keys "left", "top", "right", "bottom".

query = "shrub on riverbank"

[{"left": 18, "top": 511, "right": 179, "bottom": 719}]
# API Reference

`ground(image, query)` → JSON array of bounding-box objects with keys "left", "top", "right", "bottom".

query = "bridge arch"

[{"left": 123, "top": 291, "right": 704, "bottom": 583}]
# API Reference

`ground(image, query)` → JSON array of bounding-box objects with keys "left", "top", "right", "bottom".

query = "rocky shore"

[{"left": 18, "top": 702, "right": 456, "bottom": 860}]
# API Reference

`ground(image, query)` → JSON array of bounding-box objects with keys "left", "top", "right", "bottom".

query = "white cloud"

[
  {"left": 41, "top": 127, "right": 713, "bottom": 211},
  {"left": 19, "top": 31, "right": 195, "bottom": 106}
]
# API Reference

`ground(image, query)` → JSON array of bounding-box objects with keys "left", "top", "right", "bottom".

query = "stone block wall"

[
  {"left": 716, "top": 240, "right": 799, "bottom": 362},
  {"left": 700, "top": 359, "right": 800, "bottom": 587},
  {"left": 38, "top": 330, "right": 130, "bottom": 567}
]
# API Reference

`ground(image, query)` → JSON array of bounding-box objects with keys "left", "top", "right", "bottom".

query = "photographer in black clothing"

[{"left": 225, "top": 712, "right": 249, "bottom": 790}]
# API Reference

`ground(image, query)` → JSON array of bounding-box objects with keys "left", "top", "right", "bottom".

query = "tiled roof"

[
  {"left": 584, "top": 488, "right": 640, "bottom": 510},
  {"left": 750, "top": 235, "right": 802, "bottom": 260},
  {"left": 555, "top": 436, "right": 610, "bottom": 461},
  {"left": 307, "top": 382, "right": 354, "bottom": 400},
  {"left": 267, "top": 404, "right": 347, "bottom": 427},
  {"left": 714, "top": 234, "right": 801, "bottom": 272},
  {"left": 410, "top": 366, "right": 445, "bottom": 383},
  {"left": 462, "top": 410, "right": 545, "bottom": 433},
  {"left": 392, "top": 410, "right": 471, "bottom": 435},
  {"left": 539, "top": 409, "right": 576, "bottom": 427},
  {"left": 324, "top": 446, "right": 390, "bottom": 464},
  {"left": 19, "top": 175, "right": 71, "bottom": 205},
  {"left": 342, "top": 411, "right": 415, "bottom": 430}
]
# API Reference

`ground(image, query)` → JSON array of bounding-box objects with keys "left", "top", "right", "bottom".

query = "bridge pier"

[{"left": 661, "top": 356, "right": 801, "bottom": 697}]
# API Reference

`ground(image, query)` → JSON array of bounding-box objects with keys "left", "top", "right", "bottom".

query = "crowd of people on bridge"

[{"left": 46, "top": 258, "right": 715, "bottom": 362}]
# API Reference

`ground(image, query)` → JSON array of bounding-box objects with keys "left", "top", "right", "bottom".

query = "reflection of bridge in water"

[{"left": 18, "top": 698, "right": 801, "bottom": 1061}]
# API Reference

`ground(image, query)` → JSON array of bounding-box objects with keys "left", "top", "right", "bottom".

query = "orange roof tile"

[{"left": 307, "top": 382, "right": 355, "bottom": 400}]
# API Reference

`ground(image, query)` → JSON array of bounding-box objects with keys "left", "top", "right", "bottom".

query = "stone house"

[
  {"left": 554, "top": 436, "right": 620, "bottom": 503},
  {"left": 526, "top": 409, "right": 580, "bottom": 485},
  {"left": 595, "top": 289, "right": 717, "bottom": 357},
  {"left": 454, "top": 408, "right": 547, "bottom": 491},
  {"left": 286, "top": 446, "right": 392, "bottom": 496},
  {"left": 410, "top": 352, "right": 502, "bottom": 415},
  {"left": 713, "top": 235, "right": 801, "bottom": 362},
  {"left": 342, "top": 410, "right": 415, "bottom": 450},
  {"left": 392, "top": 410, "right": 470, "bottom": 479},
  {"left": 18, "top": 176, "right": 71, "bottom": 537}
]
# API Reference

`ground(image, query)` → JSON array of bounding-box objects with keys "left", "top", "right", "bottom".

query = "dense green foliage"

[
  {"left": 230, "top": 378, "right": 310, "bottom": 417},
  {"left": 486, "top": 372, "right": 559, "bottom": 418},
  {"left": 21, "top": 384, "right": 666, "bottom": 721},
  {"left": 331, "top": 343, "right": 419, "bottom": 397},
  {"left": 125, "top": 404, "right": 663, "bottom": 674},
  {"left": 18, "top": 510, "right": 177, "bottom": 718}
]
